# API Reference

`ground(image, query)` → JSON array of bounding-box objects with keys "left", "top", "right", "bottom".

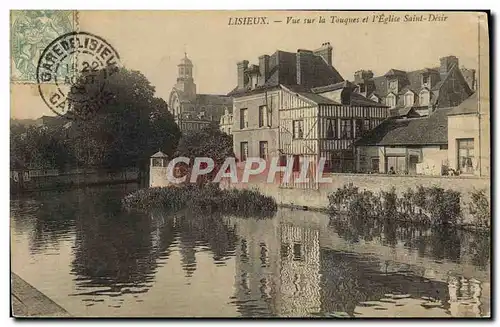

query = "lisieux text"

[{"left": 228, "top": 13, "right": 449, "bottom": 26}]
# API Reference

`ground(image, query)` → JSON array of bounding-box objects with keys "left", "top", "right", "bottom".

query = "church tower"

[{"left": 174, "top": 52, "right": 197, "bottom": 100}]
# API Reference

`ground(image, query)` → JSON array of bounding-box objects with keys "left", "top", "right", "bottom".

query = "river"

[{"left": 10, "top": 184, "right": 490, "bottom": 318}]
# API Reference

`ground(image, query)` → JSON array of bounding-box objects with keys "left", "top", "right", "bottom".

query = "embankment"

[
  {"left": 11, "top": 273, "right": 70, "bottom": 317},
  {"left": 10, "top": 168, "right": 140, "bottom": 194},
  {"left": 221, "top": 173, "right": 490, "bottom": 224}
]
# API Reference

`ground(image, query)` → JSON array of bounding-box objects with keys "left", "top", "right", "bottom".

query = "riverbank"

[
  {"left": 221, "top": 177, "right": 490, "bottom": 232},
  {"left": 11, "top": 273, "right": 71, "bottom": 317},
  {"left": 10, "top": 168, "right": 141, "bottom": 194}
]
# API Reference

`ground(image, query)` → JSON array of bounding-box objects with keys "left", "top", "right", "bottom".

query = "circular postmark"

[{"left": 36, "top": 31, "right": 121, "bottom": 118}]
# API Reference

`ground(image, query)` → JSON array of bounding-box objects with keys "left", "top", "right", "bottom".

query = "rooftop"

[
  {"left": 228, "top": 48, "right": 344, "bottom": 97},
  {"left": 448, "top": 92, "right": 478, "bottom": 116},
  {"left": 356, "top": 107, "right": 452, "bottom": 147}
]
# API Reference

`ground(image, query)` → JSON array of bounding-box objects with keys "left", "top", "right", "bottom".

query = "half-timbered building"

[
  {"left": 228, "top": 43, "right": 388, "bottom": 188},
  {"left": 278, "top": 83, "right": 387, "bottom": 175}
]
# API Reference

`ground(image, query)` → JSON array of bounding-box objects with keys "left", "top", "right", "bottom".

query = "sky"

[{"left": 11, "top": 10, "right": 488, "bottom": 119}]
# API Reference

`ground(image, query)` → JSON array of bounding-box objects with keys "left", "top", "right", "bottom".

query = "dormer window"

[
  {"left": 370, "top": 94, "right": 379, "bottom": 103},
  {"left": 389, "top": 80, "right": 398, "bottom": 91},
  {"left": 404, "top": 92, "right": 414, "bottom": 107},
  {"left": 359, "top": 83, "right": 366, "bottom": 93},
  {"left": 419, "top": 89, "right": 430, "bottom": 106},
  {"left": 386, "top": 93, "right": 396, "bottom": 108},
  {"left": 422, "top": 75, "right": 430, "bottom": 85}
]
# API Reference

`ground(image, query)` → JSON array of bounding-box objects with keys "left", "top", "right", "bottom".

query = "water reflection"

[
  {"left": 329, "top": 217, "right": 490, "bottom": 268},
  {"left": 225, "top": 211, "right": 490, "bottom": 318},
  {"left": 71, "top": 208, "right": 237, "bottom": 302},
  {"left": 10, "top": 186, "right": 490, "bottom": 317}
]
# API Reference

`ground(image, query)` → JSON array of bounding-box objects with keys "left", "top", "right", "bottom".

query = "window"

[
  {"left": 324, "top": 150, "right": 354, "bottom": 173},
  {"left": 251, "top": 74, "right": 258, "bottom": 89},
  {"left": 279, "top": 155, "right": 288, "bottom": 167},
  {"left": 386, "top": 156, "right": 406, "bottom": 174},
  {"left": 258, "top": 105, "right": 268, "bottom": 127},
  {"left": 389, "top": 80, "right": 398, "bottom": 90},
  {"left": 405, "top": 93, "right": 414, "bottom": 107},
  {"left": 240, "top": 239, "right": 248, "bottom": 262},
  {"left": 422, "top": 75, "right": 430, "bottom": 85},
  {"left": 325, "top": 118, "right": 336, "bottom": 139},
  {"left": 292, "top": 120, "right": 304, "bottom": 139},
  {"left": 458, "top": 138, "right": 474, "bottom": 174},
  {"left": 240, "top": 142, "right": 248, "bottom": 162},
  {"left": 240, "top": 108, "right": 248, "bottom": 129},
  {"left": 292, "top": 155, "right": 300, "bottom": 172},
  {"left": 259, "top": 141, "right": 268, "bottom": 160},
  {"left": 293, "top": 243, "right": 303, "bottom": 261},
  {"left": 152, "top": 158, "right": 164, "bottom": 167},
  {"left": 386, "top": 94, "right": 396, "bottom": 108},
  {"left": 281, "top": 243, "right": 290, "bottom": 259},
  {"left": 363, "top": 119, "right": 371, "bottom": 133},
  {"left": 419, "top": 90, "right": 430, "bottom": 106},
  {"left": 354, "top": 119, "right": 363, "bottom": 138},
  {"left": 260, "top": 242, "right": 268, "bottom": 267},
  {"left": 359, "top": 83, "right": 366, "bottom": 92},
  {"left": 340, "top": 119, "right": 352, "bottom": 139},
  {"left": 228, "top": 127, "right": 231, "bottom": 134}
]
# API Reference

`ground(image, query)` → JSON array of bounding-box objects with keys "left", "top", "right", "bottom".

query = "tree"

[
  {"left": 67, "top": 67, "right": 181, "bottom": 169},
  {"left": 10, "top": 123, "right": 72, "bottom": 170}
]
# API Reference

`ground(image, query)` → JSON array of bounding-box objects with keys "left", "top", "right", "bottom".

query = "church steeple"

[{"left": 174, "top": 52, "right": 196, "bottom": 99}]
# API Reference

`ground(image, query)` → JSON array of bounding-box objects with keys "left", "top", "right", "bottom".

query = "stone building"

[
  {"left": 353, "top": 56, "right": 483, "bottom": 176},
  {"left": 447, "top": 92, "right": 489, "bottom": 176},
  {"left": 228, "top": 43, "right": 387, "bottom": 182},
  {"left": 168, "top": 53, "right": 233, "bottom": 132},
  {"left": 355, "top": 108, "right": 452, "bottom": 175},
  {"left": 352, "top": 55, "right": 474, "bottom": 118},
  {"left": 355, "top": 91, "right": 489, "bottom": 176}
]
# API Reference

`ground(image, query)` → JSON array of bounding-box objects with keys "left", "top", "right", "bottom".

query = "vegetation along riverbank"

[
  {"left": 327, "top": 183, "right": 490, "bottom": 233},
  {"left": 122, "top": 184, "right": 277, "bottom": 218}
]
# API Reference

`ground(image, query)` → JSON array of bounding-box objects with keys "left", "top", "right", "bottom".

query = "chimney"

[
  {"left": 314, "top": 42, "right": 333, "bottom": 65},
  {"left": 439, "top": 55, "right": 459, "bottom": 75},
  {"left": 237, "top": 60, "right": 249, "bottom": 89},
  {"left": 258, "top": 55, "right": 269, "bottom": 86},
  {"left": 296, "top": 49, "right": 314, "bottom": 85},
  {"left": 353, "top": 70, "right": 374, "bottom": 83}
]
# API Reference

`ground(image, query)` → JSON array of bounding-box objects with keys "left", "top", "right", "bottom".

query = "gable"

[{"left": 435, "top": 65, "right": 474, "bottom": 108}]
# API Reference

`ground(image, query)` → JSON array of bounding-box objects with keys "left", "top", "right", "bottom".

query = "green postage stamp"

[{"left": 10, "top": 10, "right": 77, "bottom": 83}]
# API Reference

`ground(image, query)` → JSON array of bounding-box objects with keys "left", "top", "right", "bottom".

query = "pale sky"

[{"left": 11, "top": 11, "right": 488, "bottom": 119}]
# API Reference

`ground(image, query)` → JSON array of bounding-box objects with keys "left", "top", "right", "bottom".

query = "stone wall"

[{"left": 11, "top": 168, "right": 140, "bottom": 193}]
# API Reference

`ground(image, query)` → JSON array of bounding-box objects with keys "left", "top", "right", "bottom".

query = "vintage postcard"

[{"left": 10, "top": 10, "right": 491, "bottom": 318}]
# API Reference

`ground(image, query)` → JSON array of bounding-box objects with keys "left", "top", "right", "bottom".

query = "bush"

[
  {"left": 381, "top": 187, "right": 398, "bottom": 220},
  {"left": 469, "top": 189, "right": 490, "bottom": 227},
  {"left": 421, "top": 186, "right": 461, "bottom": 225},
  {"left": 122, "top": 184, "right": 277, "bottom": 218},
  {"left": 327, "top": 184, "right": 462, "bottom": 226},
  {"left": 327, "top": 183, "right": 360, "bottom": 214},
  {"left": 328, "top": 184, "right": 382, "bottom": 220}
]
